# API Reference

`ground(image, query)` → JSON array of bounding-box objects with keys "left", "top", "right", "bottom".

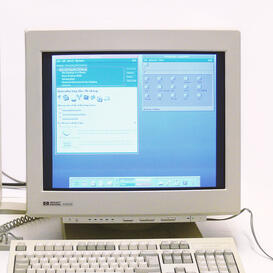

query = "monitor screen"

[{"left": 42, "top": 52, "right": 225, "bottom": 191}]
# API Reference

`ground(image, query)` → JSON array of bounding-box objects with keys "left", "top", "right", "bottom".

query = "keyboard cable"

[
  {"left": 207, "top": 208, "right": 273, "bottom": 261},
  {"left": 0, "top": 215, "right": 41, "bottom": 245}
]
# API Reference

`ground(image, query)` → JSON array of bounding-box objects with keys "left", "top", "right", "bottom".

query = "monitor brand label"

[{"left": 42, "top": 201, "right": 73, "bottom": 207}]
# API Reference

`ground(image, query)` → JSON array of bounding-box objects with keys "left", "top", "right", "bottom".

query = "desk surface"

[{"left": 0, "top": 213, "right": 272, "bottom": 272}]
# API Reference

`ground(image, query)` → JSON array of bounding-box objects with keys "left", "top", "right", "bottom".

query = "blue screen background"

[{"left": 51, "top": 54, "right": 217, "bottom": 189}]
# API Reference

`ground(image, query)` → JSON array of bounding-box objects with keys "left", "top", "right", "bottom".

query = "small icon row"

[
  {"left": 58, "top": 94, "right": 110, "bottom": 103},
  {"left": 144, "top": 92, "right": 204, "bottom": 100},
  {"left": 143, "top": 75, "right": 203, "bottom": 82},
  {"left": 144, "top": 84, "right": 203, "bottom": 90}
]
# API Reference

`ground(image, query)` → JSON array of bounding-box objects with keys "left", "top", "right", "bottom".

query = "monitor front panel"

[{"left": 26, "top": 30, "right": 240, "bottom": 217}]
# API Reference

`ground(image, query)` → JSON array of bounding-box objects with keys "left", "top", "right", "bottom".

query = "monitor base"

[{"left": 62, "top": 222, "right": 202, "bottom": 239}]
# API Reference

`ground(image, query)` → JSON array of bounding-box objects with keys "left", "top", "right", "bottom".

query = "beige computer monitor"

[{"left": 25, "top": 30, "right": 240, "bottom": 222}]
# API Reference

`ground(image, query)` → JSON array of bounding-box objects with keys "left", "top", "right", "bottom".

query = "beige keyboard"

[{"left": 7, "top": 238, "right": 245, "bottom": 273}]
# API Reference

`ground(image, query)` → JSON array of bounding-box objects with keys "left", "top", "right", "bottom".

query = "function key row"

[
  {"left": 77, "top": 243, "right": 157, "bottom": 251},
  {"left": 32, "top": 243, "right": 116, "bottom": 252},
  {"left": 35, "top": 244, "right": 74, "bottom": 252},
  {"left": 77, "top": 243, "right": 115, "bottom": 251},
  {"left": 118, "top": 243, "right": 156, "bottom": 251},
  {"left": 17, "top": 241, "right": 189, "bottom": 252}
]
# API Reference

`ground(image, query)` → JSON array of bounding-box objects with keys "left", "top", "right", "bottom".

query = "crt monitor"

[{"left": 25, "top": 30, "right": 240, "bottom": 222}]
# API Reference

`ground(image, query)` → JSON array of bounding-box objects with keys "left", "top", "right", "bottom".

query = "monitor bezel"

[{"left": 26, "top": 30, "right": 240, "bottom": 217}]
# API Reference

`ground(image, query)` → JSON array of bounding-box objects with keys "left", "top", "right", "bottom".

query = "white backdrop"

[{"left": 0, "top": 0, "right": 273, "bottom": 270}]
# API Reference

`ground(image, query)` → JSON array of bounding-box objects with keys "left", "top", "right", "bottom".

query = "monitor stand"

[{"left": 62, "top": 222, "right": 202, "bottom": 239}]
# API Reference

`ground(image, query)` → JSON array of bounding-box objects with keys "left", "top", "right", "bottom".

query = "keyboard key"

[
  {"left": 93, "top": 252, "right": 102, "bottom": 258},
  {"left": 52, "top": 263, "right": 61, "bottom": 269},
  {"left": 91, "top": 263, "right": 99, "bottom": 269},
  {"left": 97, "top": 242, "right": 106, "bottom": 250},
  {"left": 125, "top": 269, "right": 134, "bottom": 273},
  {"left": 179, "top": 243, "right": 189, "bottom": 249},
  {"left": 140, "top": 251, "right": 158, "bottom": 257},
  {"left": 160, "top": 241, "right": 170, "bottom": 249},
  {"left": 36, "top": 269, "right": 46, "bottom": 273},
  {"left": 117, "top": 257, "right": 126, "bottom": 263},
  {"left": 54, "top": 244, "right": 64, "bottom": 251},
  {"left": 61, "top": 263, "right": 70, "bottom": 269},
  {"left": 35, "top": 244, "right": 45, "bottom": 251},
  {"left": 138, "top": 243, "right": 147, "bottom": 250},
  {"left": 77, "top": 243, "right": 87, "bottom": 251},
  {"left": 44, "top": 244, "right": 54, "bottom": 251},
  {"left": 138, "top": 262, "right": 148, "bottom": 268},
  {"left": 76, "top": 270, "right": 86, "bottom": 273},
  {"left": 119, "top": 243, "right": 129, "bottom": 250},
  {"left": 170, "top": 241, "right": 180, "bottom": 249},
  {"left": 197, "top": 265, "right": 208, "bottom": 272},
  {"left": 182, "top": 254, "right": 192, "bottom": 263},
  {"left": 227, "top": 264, "right": 239, "bottom": 273},
  {"left": 208, "top": 265, "right": 218, "bottom": 271},
  {"left": 147, "top": 243, "right": 157, "bottom": 250},
  {"left": 87, "top": 242, "right": 96, "bottom": 250},
  {"left": 56, "top": 270, "right": 66, "bottom": 273},
  {"left": 16, "top": 243, "right": 27, "bottom": 251},
  {"left": 15, "top": 264, "right": 29, "bottom": 270},
  {"left": 16, "top": 257, "right": 29, "bottom": 263},
  {"left": 129, "top": 243, "right": 138, "bottom": 250},
  {"left": 66, "top": 269, "right": 76, "bottom": 273},
  {"left": 147, "top": 257, "right": 160, "bottom": 267},
  {"left": 106, "top": 243, "right": 115, "bottom": 250},
  {"left": 88, "top": 257, "right": 97, "bottom": 263},
  {"left": 64, "top": 244, "right": 73, "bottom": 251},
  {"left": 101, "top": 262, "right": 110, "bottom": 269},
  {"left": 136, "top": 257, "right": 144, "bottom": 263},
  {"left": 32, "top": 263, "right": 41, "bottom": 269},
  {"left": 173, "top": 254, "right": 182, "bottom": 264},
  {"left": 41, "top": 263, "right": 51, "bottom": 269},
  {"left": 14, "top": 270, "right": 26, "bottom": 273},
  {"left": 224, "top": 253, "right": 236, "bottom": 265},
  {"left": 162, "top": 254, "right": 173, "bottom": 264},
  {"left": 69, "top": 257, "right": 77, "bottom": 263},
  {"left": 121, "top": 251, "right": 130, "bottom": 257}
]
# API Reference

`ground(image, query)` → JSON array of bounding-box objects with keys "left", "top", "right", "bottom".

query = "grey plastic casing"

[{"left": 25, "top": 30, "right": 240, "bottom": 219}]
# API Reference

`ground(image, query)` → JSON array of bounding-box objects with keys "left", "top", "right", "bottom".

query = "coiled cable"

[{"left": 0, "top": 215, "right": 41, "bottom": 244}]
